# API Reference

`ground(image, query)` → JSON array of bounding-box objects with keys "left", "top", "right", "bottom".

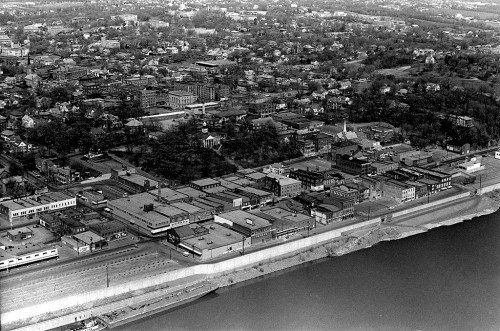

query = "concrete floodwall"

[
  {"left": 477, "top": 183, "right": 500, "bottom": 195},
  {"left": 1, "top": 217, "right": 381, "bottom": 327},
  {"left": 392, "top": 192, "right": 471, "bottom": 218}
]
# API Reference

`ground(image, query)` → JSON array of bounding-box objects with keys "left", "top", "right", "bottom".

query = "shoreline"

[
  {"left": 6, "top": 195, "right": 500, "bottom": 331},
  {"left": 208, "top": 201, "right": 500, "bottom": 290}
]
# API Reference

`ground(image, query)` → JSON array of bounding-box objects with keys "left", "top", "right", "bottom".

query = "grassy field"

[
  {"left": 375, "top": 66, "right": 412, "bottom": 78},
  {"left": 435, "top": 8, "right": 500, "bottom": 20}
]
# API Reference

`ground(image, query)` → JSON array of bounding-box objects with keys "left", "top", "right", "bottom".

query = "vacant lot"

[{"left": 375, "top": 66, "right": 412, "bottom": 78}]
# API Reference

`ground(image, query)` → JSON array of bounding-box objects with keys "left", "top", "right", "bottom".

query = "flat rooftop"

[
  {"left": 218, "top": 210, "right": 271, "bottom": 229},
  {"left": 237, "top": 187, "right": 271, "bottom": 197},
  {"left": 227, "top": 177, "right": 255, "bottom": 186},
  {"left": 108, "top": 196, "right": 186, "bottom": 223},
  {"left": 1, "top": 192, "right": 74, "bottom": 211},
  {"left": 88, "top": 220, "right": 126, "bottom": 232},
  {"left": 175, "top": 186, "right": 205, "bottom": 198},
  {"left": 412, "top": 167, "right": 451, "bottom": 179},
  {"left": 245, "top": 172, "right": 267, "bottom": 180},
  {"left": 170, "top": 202, "right": 202, "bottom": 214},
  {"left": 191, "top": 178, "right": 220, "bottom": 187},
  {"left": 148, "top": 187, "right": 188, "bottom": 202},
  {"left": 258, "top": 207, "right": 292, "bottom": 219},
  {"left": 120, "top": 173, "right": 158, "bottom": 187},
  {"left": 203, "top": 186, "right": 226, "bottom": 194},
  {"left": 73, "top": 231, "right": 105, "bottom": 244},
  {"left": 183, "top": 223, "right": 245, "bottom": 251},
  {"left": 6, "top": 226, "right": 33, "bottom": 236},
  {"left": 217, "top": 178, "right": 243, "bottom": 191}
]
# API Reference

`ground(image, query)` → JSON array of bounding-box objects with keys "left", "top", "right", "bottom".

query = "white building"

[{"left": 0, "top": 192, "right": 76, "bottom": 225}]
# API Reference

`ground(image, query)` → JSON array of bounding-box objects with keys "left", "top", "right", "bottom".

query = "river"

[{"left": 117, "top": 211, "right": 500, "bottom": 331}]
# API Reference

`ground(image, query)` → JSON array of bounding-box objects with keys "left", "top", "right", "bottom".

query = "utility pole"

[
  {"left": 106, "top": 265, "right": 109, "bottom": 288},
  {"left": 242, "top": 236, "right": 245, "bottom": 255}
]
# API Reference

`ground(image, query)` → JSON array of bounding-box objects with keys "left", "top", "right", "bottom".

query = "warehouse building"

[
  {"left": 0, "top": 192, "right": 76, "bottom": 225},
  {"left": 214, "top": 210, "right": 275, "bottom": 244},
  {"left": 165, "top": 222, "right": 251, "bottom": 261}
]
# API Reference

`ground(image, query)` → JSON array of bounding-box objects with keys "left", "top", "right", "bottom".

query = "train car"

[{"left": 0, "top": 247, "right": 58, "bottom": 271}]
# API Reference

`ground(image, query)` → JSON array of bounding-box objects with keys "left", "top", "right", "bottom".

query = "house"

[
  {"left": 25, "top": 74, "right": 41, "bottom": 88},
  {"left": 1, "top": 130, "right": 15, "bottom": 141},
  {"left": 8, "top": 136, "right": 33, "bottom": 153},
  {"left": 426, "top": 83, "right": 440, "bottom": 92},
  {"left": 446, "top": 141, "right": 470, "bottom": 154},
  {"left": 124, "top": 119, "right": 144, "bottom": 133},
  {"left": 197, "top": 122, "right": 221, "bottom": 149},
  {"left": 248, "top": 99, "right": 276, "bottom": 118},
  {"left": 214, "top": 108, "right": 247, "bottom": 125}
]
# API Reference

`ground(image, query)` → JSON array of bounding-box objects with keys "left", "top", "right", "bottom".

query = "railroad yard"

[{"left": 0, "top": 242, "right": 184, "bottom": 313}]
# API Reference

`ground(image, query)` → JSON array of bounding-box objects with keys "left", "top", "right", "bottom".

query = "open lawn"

[
  {"left": 435, "top": 8, "right": 500, "bottom": 20},
  {"left": 375, "top": 66, "right": 412, "bottom": 78}
]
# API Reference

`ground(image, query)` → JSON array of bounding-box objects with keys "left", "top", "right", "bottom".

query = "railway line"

[{"left": 0, "top": 251, "right": 180, "bottom": 313}]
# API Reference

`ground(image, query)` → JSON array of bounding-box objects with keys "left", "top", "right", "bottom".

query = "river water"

[{"left": 118, "top": 211, "right": 500, "bottom": 331}]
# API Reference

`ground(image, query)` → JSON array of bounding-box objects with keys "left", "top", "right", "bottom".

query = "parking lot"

[{"left": 0, "top": 225, "right": 58, "bottom": 247}]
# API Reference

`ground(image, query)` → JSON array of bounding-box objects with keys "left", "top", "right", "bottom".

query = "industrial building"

[
  {"left": 111, "top": 168, "right": 158, "bottom": 193},
  {"left": 0, "top": 192, "right": 76, "bottom": 225},
  {"left": 107, "top": 193, "right": 190, "bottom": 236},
  {"left": 6, "top": 227, "right": 34, "bottom": 241},
  {"left": 165, "top": 222, "right": 251, "bottom": 260},
  {"left": 214, "top": 210, "right": 275, "bottom": 244},
  {"left": 62, "top": 231, "right": 107, "bottom": 254}
]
